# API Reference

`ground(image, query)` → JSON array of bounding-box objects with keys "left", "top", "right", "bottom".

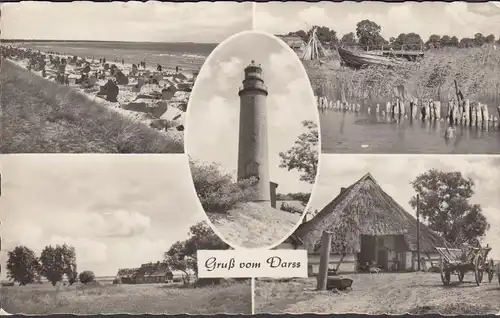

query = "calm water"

[
  {"left": 16, "top": 41, "right": 216, "bottom": 72},
  {"left": 320, "top": 108, "right": 500, "bottom": 154}
]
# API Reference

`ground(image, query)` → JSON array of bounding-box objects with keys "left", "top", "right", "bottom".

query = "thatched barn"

[{"left": 277, "top": 173, "right": 449, "bottom": 275}]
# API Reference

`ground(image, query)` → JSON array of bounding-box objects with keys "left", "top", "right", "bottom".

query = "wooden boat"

[{"left": 337, "top": 47, "right": 404, "bottom": 69}]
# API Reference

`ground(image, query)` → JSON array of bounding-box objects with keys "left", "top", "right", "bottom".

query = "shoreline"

[{"left": 1, "top": 45, "right": 198, "bottom": 144}]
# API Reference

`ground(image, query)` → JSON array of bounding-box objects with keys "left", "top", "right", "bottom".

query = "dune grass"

[
  {"left": 308, "top": 47, "right": 500, "bottom": 107},
  {"left": 0, "top": 279, "right": 251, "bottom": 315},
  {"left": 207, "top": 201, "right": 302, "bottom": 248},
  {"left": 0, "top": 58, "right": 184, "bottom": 153}
]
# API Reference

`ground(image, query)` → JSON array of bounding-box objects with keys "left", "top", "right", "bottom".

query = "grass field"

[
  {"left": 0, "top": 279, "right": 251, "bottom": 314},
  {"left": 0, "top": 58, "right": 183, "bottom": 153},
  {"left": 255, "top": 272, "right": 500, "bottom": 315}
]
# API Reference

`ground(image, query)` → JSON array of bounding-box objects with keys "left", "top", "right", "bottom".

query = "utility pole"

[
  {"left": 416, "top": 194, "right": 421, "bottom": 271},
  {"left": 317, "top": 231, "right": 332, "bottom": 291}
]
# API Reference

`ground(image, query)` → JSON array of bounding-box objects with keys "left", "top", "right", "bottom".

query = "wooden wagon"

[{"left": 435, "top": 245, "right": 493, "bottom": 286}]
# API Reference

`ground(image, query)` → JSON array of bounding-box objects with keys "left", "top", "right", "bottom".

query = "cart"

[{"left": 435, "top": 245, "right": 492, "bottom": 286}]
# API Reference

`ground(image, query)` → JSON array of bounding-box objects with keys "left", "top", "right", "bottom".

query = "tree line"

[
  {"left": 6, "top": 243, "right": 95, "bottom": 286},
  {"left": 285, "top": 20, "right": 499, "bottom": 51}
]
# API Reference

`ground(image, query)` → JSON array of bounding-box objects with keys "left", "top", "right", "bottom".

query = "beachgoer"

[
  {"left": 176, "top": 66, "right": 179, "bottom": 73},
  {"left": 122, "top": 58, "right": 124, "bottom": 65}
]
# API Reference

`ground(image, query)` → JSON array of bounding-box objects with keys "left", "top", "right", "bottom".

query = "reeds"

[{"left": 307, "top": 47, "right": 500, "bottom": 108}]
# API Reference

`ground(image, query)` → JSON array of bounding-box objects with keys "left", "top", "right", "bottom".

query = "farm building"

[
  {"left": 277, "top": 173, "right": 449, "bottom": 275},
  {"left": 277, "top": 35, "right": 306, "bottom": 51},
  {"left": 116, "top": 261, "right": 173, "bottom": 284}
]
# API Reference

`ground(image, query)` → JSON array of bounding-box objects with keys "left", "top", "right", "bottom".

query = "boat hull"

[{"left": 338, "top": 47, "right": 401, "bottom": 68}]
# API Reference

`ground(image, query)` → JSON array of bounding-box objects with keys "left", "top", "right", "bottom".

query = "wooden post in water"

[
  {"left": 416, "top": 194, "right": 421, "bottom": 271},
  {"left": 317, "top": 231, "right": 332, "bottom": 291}
]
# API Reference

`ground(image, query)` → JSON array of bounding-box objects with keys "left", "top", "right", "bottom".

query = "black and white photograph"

[
  {"left": 0, "top": 155, "right": 251, "bottom": 315},
  {"left": 255, "top": 2, "right": 500, "bottom": 154},
  {"left": 255, "top": 154, "right": 500, "bottom": 315},
  {"left": 184, "top": 31, "right": 320, "bottom": 249},
  {"left": 0, "top": 1, "right": 252, "bottom": 154}
]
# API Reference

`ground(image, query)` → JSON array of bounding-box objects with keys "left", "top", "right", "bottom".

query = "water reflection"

[{"left": 319, "top": 106, "right": 500, "bottom": 154}]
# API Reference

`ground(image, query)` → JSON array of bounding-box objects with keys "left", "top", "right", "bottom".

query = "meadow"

[
  {"left": 0, "top": 58, "right": 184, "bottom": 153},
  {"left": 0, "top": 279, "right": 251, "bottom": 315},
  {"left": 307, "top": 46, "right": 500, "bottom": 111}
]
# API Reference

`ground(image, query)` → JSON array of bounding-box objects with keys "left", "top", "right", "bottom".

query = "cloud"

[
  {"left": 1, "top": 2, "right": 252, "bottom": 42},
  {"left": 0, "top": 155, "right": 206, "bottom": 278}
]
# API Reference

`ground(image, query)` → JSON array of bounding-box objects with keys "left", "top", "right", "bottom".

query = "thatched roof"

[{"left": 291, "top": 173, "right": 450, "bottom": 254}]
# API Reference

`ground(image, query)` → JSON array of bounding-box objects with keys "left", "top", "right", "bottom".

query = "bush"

[
  {"left": 190, "top": 160, "right": 258, "bottom": 213},
  {"left": 78, "top": 270, "right": 96, "bottom": 284},
  {"left": 112, "top": 277, "right": 122, "bottom": 284},
  {"left": 280, "top": 202, "right": 303, "bottom": 214}
]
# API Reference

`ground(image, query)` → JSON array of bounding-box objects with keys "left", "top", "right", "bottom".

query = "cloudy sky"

[
  {"left": 0, "top": 1, "right": 252, "bottom": 43},
  {"left": 0, "top": 155, "right": 206, "bottom": 279},
  {"left": 255, "top": 2, "right": 500, "bottom": 40},
  {"left": 309, "top": 155, "right": 500, "bottom": 260},
  {"left": 185, "top": 31, "right": 319, "bottom": 195}
]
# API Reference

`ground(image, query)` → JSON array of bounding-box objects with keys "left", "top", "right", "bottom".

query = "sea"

[{"left": 15, "top": 41, "right": 216, "bottom": 72}]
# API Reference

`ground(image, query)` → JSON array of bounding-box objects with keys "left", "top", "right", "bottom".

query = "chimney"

[{"left": 340, "top": 187, "right": 346, "bottom": 194}]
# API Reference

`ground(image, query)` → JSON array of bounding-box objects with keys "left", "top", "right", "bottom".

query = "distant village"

[{"left": 115, "top": 261, "right": 194, "bottom": 285}]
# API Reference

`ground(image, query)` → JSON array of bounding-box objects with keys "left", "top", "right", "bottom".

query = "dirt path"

[{"left": 255, "top": 272, "right": 500, "bottom": 315}]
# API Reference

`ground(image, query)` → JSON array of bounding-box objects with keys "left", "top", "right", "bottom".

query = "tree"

[
  {"left": 449, "top": 36, "right": 459, "bottom": 47},
  {"left": 6, "top": 246, "right": 41, "bottom": 285},
  {"left": 279, "top": 120, "right": 318, "bottom": 184},
  {"left": 426, "top": 34, "right": 441, "bottom": 49},
  {"left": 356, "top": 20, "right": 382, "bottom": 50},
  {"left": 164, "top": 222, "right": 229, "bottom": 285},
  {"left": 78, "top": 270, "right": 95, "bottom": 284},
  {"left": 308, "top": 26, "right": 338, "bottom": 48},
  {"left": 60, "top": 244, "right": 77, "bottom": 285},
  {"left": 340, "top": 32, "right": 357, "bottom": 47},
  {"left": 485, "top": 34, "right": 496, "bottom": 44},
  {"left": 409, "top": 169, "right": 490, "bottom": 246},
  {"left": 287, "top": 30, "right": 308, "bottom": 42},
  {"left": 474, "top": 33, "right": 486, "bottom": 47},
  {"left": 459, "top": 37, "right": 475, "bottom": 48},
  {"left": 39, "top": 244, "right": 77, "bottom": 286}
]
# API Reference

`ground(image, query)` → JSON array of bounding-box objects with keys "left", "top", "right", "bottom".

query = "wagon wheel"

[
  {"left": 440, "top": 260, "right": 451, "bottom": 285},
  {"left": 457, "top": 270, "right": 465, "bottom": 283},
  {"left": 487, "top": 259, "right": 494, "bottom": 283},
  {"left": 474, "top": 254, "right": 484, "bottom": 286}
]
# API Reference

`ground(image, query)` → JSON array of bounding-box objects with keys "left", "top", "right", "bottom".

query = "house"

[
  {"left": 277, "top": 173, "right": 449, "bottom": 276},
  {"left": 277, "top": 36, "right": 306, "bottom": 51},
  {"left": 116, "top": 261, "right": 173, "bottom": 284},
  {"left": 135, "top": 262, "right": 173, "bottom": 284}
]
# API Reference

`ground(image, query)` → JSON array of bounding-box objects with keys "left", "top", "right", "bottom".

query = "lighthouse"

[{"left": 237, "top": 60, "right": 271, "bottom": 204}]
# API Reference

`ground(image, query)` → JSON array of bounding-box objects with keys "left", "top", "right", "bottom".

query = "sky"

[
  {"left": 0, "top": 155, "right": 206, "bottom": 279},
  {"left": 255, "top": 2, "right": 500, "bottom": 41},
  {"left": 309, "top": 154, "right": 500, "bottom": 260},
  {"left": 0, "top": 1, "right": 252, "bottom": 43},
  {"left": 185, "top": 31, "right": 319, "bottom": 195}
]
